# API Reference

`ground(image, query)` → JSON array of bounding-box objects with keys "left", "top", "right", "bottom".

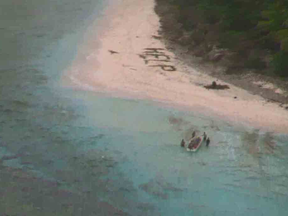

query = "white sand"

[{"left": 63, "top": 0, "right": 288, "bottom": 133}]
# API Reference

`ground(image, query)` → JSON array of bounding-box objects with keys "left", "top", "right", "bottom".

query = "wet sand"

[{"left": 64, "top": 0, "right": 288, "bottom": 134}]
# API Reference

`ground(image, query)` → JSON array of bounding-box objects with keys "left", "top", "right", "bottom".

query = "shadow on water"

[{"left": 240, "top": 130, "right": 277, "bottom": 157}]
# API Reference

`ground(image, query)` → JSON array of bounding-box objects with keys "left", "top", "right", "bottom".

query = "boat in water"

[{"left": 186, "top": 136, "right": 204, "bottom": 152}]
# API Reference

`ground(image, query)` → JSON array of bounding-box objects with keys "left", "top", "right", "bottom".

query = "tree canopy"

[{"left": 157, "top": 0, "right": 288, "bottom": 76}]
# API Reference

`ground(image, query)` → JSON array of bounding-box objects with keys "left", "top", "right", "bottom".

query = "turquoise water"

[
  {"left": 60, "top": 89, "right": 288, "bottom": 216},
  {"left": 0, "top": 0, "right": 288, "bottom": 215}
]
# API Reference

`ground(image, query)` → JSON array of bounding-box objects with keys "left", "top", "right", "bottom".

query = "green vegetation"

[{"left": 155, "top": 0, "right": 288, "bottom": 77}]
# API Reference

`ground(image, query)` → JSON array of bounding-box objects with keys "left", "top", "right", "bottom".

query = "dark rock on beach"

[{"left": 204, "top": 81, "right": 230, "bottom": 90}]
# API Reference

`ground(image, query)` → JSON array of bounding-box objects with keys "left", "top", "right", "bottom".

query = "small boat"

[{"left": 187, "top": 136, "right": 204, "bottom": 152}]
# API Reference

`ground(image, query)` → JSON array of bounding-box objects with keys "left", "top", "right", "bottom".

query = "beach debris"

[
  {"left": 234, "top": 96, "right": 237, "bottom": 99},
  {"left": 138, "top": 54, "right": 146, "bottom": 59},
  {"left": 152, "top": 35, "right": 162, "bottom": 40},
  {"left": 108, "top": 50, "right": 119, "bottom": 54},
  {"left": 279, "top": 103, "right": 288, "bottom": 110},
  {"left": 267, "top": 99, "right": 288, "bottom": 111},
  {"left": 204, "top": 81, "right": 230, "bottom": 90},
  {"left": 253, "top": 81, "right": 286, "bottom": 94}
]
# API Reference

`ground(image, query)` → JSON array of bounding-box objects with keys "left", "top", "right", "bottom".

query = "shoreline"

[
  {"left": 154, "top": 0, "right": 288, "bottom": 108},
  {"left": 63, "top": 0, "right": 288, "bottom": 134}
]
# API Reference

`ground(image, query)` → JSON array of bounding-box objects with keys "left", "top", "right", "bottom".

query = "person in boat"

[
  {"left": 180, "top": 139, "right": 185, "bottom": 147},
  {"left": 206, "top": 137, "right": 210, "bottom": 147},
  {"left": 203, "top": 132, "right": 207, "bottom": 141},
  {"left": 187, "top": 139, "right": 194, "bottom": 150},
  {"left": 187, "top": 141, "right": 193, "bottom": 150},
  {"left": 192, "top": 131, "right": 196, "bottom": 138}
]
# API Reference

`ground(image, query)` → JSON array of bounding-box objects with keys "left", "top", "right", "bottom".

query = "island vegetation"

[{"left": 155, "top": 0, "right": 288, "bottom": 77}]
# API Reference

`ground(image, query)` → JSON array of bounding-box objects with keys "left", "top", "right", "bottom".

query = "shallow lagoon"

[
  {"left": 60, "top": 90, "right": 288, "bottom": 215},
  {"left": 0, "top": 0, "right": 288, "bottom": 215}
]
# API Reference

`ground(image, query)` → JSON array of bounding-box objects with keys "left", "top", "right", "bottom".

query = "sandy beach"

[{"left": 63, "top": 0, "right": 288, "bottom": 133}]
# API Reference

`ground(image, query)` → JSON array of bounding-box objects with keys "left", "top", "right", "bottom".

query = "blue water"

[
  {"left": 60, "top": 90, "right": 288, "bottom": 216},
  {"left": 0, "top": 0, "right": 288, "bottom": 215}
]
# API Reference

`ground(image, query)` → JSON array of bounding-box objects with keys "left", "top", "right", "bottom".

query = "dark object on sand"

[
  {"left": 206, "top": 138, "right": 210, "bottom": 147},
  {"left": 108, "top": 50, "right": 119, "bottom": 54},
  {"left": 204, "top": 81, "right": 230, "bottom": 90},
  {"left": 152, "top": 35, "right": 162, "bottom": 40},
  {"left": 234, "top": 96, "right": 237, "bottom": 99},
  {"left": 180, "top": 139, "right": 185, "bottom": 147}
]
